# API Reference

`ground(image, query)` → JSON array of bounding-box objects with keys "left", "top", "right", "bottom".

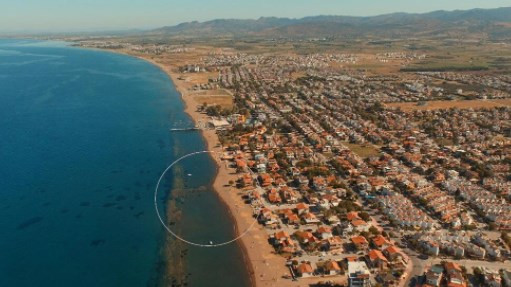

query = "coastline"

[
  {"left": 116, "top": 52, "right": 261, "bottom": 286},
  {"left": 94, "top": 48, "right": 300, "bottom": 286},
  {"left": 143, "top": 56, "right": 260, "bottom": 287},
  {"left": 135, "top": 54, "right": 293, "bottom": 287}
]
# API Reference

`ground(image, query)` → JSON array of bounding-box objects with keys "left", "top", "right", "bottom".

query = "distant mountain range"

[{"left": 148, "top": 7, "right": 511, "bottom": 40}]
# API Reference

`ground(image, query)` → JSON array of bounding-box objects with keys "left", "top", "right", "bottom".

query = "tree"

[
  {"left": 369, "top": 226, "right": 380, "bottom": 236},
  {"left": 205, "top": 105, "right": 222, "bottom": 117},
  {"left": 359, "top": 212, "right": 371, "bottom": 222},
  {"left": 461, "top": 266, "right": 467, "bottom": 275},
  {"left": 360, "top": 231, "right": 370, "bottom": 240},
  {"left": 473, "top": 267, "right": 484, "bottom": 284},
  {"left": 501, "top": 232, "right": 511, "bottom": 248}
]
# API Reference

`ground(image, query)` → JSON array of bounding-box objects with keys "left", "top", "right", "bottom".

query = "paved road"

[
  {"left": 429, "top": 258, "right": 510, "bottom": 273},
  {"left": 403, "top": 252, "right": 428, "bottom": 287},
  {"left": 400, "top": 254, "right": 511, "bottom": 287}
]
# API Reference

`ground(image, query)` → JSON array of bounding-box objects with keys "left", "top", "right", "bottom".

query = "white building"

[{"left": 348, "top": 261, "right": 371, "bottom": 287}]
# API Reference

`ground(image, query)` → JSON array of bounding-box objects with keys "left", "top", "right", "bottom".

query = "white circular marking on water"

[{"left": 154, "top": 150, "right": 260, "bottom": 247}]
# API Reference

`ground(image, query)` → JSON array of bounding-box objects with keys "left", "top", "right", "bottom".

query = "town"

[{"left": 79, "top": 39, "right": 511, "bottom": 287}]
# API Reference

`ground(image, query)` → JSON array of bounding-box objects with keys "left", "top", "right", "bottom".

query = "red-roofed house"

[
  {"left": 295, "top": 203, "right": 309, "bottom": 215},
  {"left": 316, "top": 226, "right": 333, "bottom": 239},
  {"left": 383, "top": 245, "right": 405, "bottom": 262},
  {"left": 372, "top": 235, "right": 391, "bottom": 250},
  {"left": 267, "top": 188, "right": 282, "bottom": 204},
  {"left": 282, "top": 210, "right": 297, "bottom": 224},
  {"left": 296, "top": 262, "right": 314, "bottom": 278},
  {"left": 323, "top": 260, "right": 341, "bottom": 275},
  {"left": 295, "top": 231, "right": 318, "bottom": 244},
  {"left": 366, "top": 249, "right": 389, "bottom": 270},
  {"left": 351, "top": 236, "right": 369, "bottom": 250},
  {"left": 241, "top": 173, "right": 253, "bottom": 188},
  {"left": 325, "top": 236, "right": 344, "bottom": 254},
  {"left": 272, "top": 231, "right": 290, "bottom": 245},
  {"left": 302, "top": 212, "right": 320, "bottom": 224},
  {"left": 351, "top": 219, "right": 370, "bottom": 232},
  {"left": 347, "top": 211, "right": 360, "bottom": 221},
  {"left": 259, "top": 173, "right": 273, "bottom": 187}
]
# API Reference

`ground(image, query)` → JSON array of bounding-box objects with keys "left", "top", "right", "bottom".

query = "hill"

[{"left": 148, "top": 7, "right": 511, "bottom": 40}]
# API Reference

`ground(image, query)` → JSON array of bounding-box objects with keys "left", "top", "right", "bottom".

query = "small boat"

[
  {"left": 187, "top": 173, "right": 192, "bottom": 176},
  {"left": 209, "top": 241, "right": 213, "bottom": 245}
]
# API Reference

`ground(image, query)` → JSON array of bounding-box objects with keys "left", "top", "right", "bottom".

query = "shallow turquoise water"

[{"left": 0, "top": 39, "right": 250, "bottom": 287}]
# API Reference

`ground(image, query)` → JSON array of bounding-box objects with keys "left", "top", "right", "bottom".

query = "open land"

[{"left": 386, "top": 99, "right": 511, "bottom": 112}]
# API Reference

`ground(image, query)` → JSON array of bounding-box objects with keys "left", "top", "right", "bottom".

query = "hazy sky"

[{"left": 1, "top": 0, "right": 511, "bottom": 32}]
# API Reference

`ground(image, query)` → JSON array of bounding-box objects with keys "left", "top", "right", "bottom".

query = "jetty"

[
  {"left": 170, "top": 121, "right": 209, "bottom": 132},
  {"left": 169, "top": 127, "right": 200, "bottom": 132}
]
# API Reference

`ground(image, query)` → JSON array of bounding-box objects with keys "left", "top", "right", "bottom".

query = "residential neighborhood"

[{"left": 80, "top": 40, "right": 511, "bottom": 287}]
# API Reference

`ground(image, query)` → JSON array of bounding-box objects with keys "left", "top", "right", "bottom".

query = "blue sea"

[{"left": 0, "top": 39, "right": 251, "bottom": 287}]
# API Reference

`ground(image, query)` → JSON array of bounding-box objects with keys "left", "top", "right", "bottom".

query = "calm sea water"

[{"left": 0, "top": 39, "right": 250, "bottom": 287}]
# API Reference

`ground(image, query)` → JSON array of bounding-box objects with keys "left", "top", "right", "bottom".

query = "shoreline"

[
  {"left": 94, "top": 48, "right": 298, "bottom": 287},
  {"left": 144, "top": 55, "right": 260, "bottom": 287},
  {"left": 159, "top": 57, "right": 292, "bottom": 287},
  {"left": 113, "top": 51, "right": 260, "bottom": 286}
]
